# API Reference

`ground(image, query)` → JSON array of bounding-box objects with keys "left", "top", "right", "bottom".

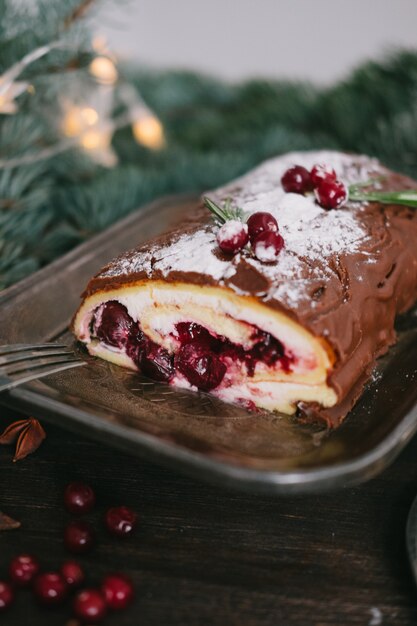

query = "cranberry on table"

[
  {"left": 64, "top": 482, "right": 96, "bottom": 515},
  {"left": 216, "top": 219, "right": 249, "bottom": 254},
  {"left": 253, "top": 231, "right": 284, "bottom": 263},
  {"left": 9, "top": 554, "right": 40, "bottom": 586},
  {"left": 33, "top": 572, "right": 68, "bottom": 606},
  {"left": 60, "top": 560, "right": 85, "bottom": 588},
  {"left": 0, "top": 581, "right": 14, "bottom": 611},
  {"left": 74, "top": 589, "right": 107, "bottom": 624},
  {"left": 105, "top": 506, "right": 137, "bottom": 537},
  {"left": 64, "top": 520, "right": 95, "bottom": 554},
  {"left": 310, "top": 163, "right": 337, "bottom": 187},
  {"left": 246, "top": 211, "right": 278, "bottom": 243},
  {"left": 315, "top": 179, "right": 347, "bottom": 210},
  {"left": 281, "top": 165, "right": 313, "bottom": 194},
  {"left": 101, "top": 573, "right": 134, "bottom": 610}
]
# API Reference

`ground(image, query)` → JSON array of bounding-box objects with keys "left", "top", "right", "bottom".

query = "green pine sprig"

[
  {"left": 349, "top": 180, "right": 417, "bottom": 208},
  {"left": 204, "top": 196, "right": 246, "bottom": 223}
]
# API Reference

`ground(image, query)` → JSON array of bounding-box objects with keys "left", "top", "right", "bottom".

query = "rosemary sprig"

[
  {"left": 349, "top": 180, "right": 417, "bottom": 208},
  {"left": 204, "top": 196, "right": 246, "bottom": 223}
]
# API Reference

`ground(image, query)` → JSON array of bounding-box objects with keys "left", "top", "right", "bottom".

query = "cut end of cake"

[{"left": 72, "top": 281, "right": 338, "bottom": 416}]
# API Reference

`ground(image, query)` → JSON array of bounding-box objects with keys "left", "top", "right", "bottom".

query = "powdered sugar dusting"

[{"left": 99, "top": 150, "right": 383, "bottom": 310}]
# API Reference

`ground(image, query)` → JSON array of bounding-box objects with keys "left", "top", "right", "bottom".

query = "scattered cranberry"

[
  {"left": 105, "top": 506, "right": 137, "bottom": 537},
  {"left": 315, "top": 179, "right": 347, "bottom": 209},
  {"left": 0, "top": 581, "right": 14, "bottom": 611},
  {"left": 64, "top": 482, "right": 96, "bottom": 515},
  {"left": 64, "top": 520, "right": 95, "bottom": 554},
  {"left": 216, "top": 219, "right": 248, "bottom": 254},
  {"left": 33, "top": 572, "right": 68, "bottom": 606},
  {"left": 74, "top": 589, "right": 107, "bottom": 624},
  {"left": 101, "top": 573, "right": 134, "bottom": 611},
  {"left": 253, "top": 231, "right": 284, "bottom": 263},
  {"left": 60, "top": 560, "right": 85, "bottom": 589},
  {"left": 246, "top": 212, "right": 278, "bottom": 243},
  {"left": 310, "top": 163, "right": 337, "bottom": 186},
  {"left": 175, "top": 343, "right": 226, "bottom": 391},
  {"left": 139, "top": 340, "right": 174, "bottom": 382},
  {"left": 9, "top": 554, "right": 40, "bottom": 586},
  {"left": 281, "top": 165, "right": 313, "bottom": 194},
  {"left": 93, "top": 301, "right": 134, "bottom": 349}
]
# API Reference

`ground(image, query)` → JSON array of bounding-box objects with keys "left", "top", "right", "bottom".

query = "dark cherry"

[
  {"left": 60, "top": 560, "right": 85, "bottom": 588},
  {"left": 315, "top": 179, "right": 347, "bottom": 209},
  {"left": 216, "top": 219, "right": 249, "bottom": 254},
  {"left": 64, "top": 520, "right": 95, "bottom": 554},
  {"left": 64, "top": 482, "right": 96, "bottom": 515},
  {"left": 246, "top": 211, "right": 278, "bottom": 243},
  {"left": 175, "top": 343, "right": 226, "bottom": 391},
  {"left": 310, "top": 163, "right": 337, "bottom": 187},
  {"left": 175, "top": 322, "right": 217, "bottom": 350},
  {"left": 0, "top": 581, "right": 14, "bottom": 611},
  {"left": 281, "top": 165, "right": 313, "bottom": 194},
  {"left": 73, "top": 589, "right": 107, "bottom": 624},
  {"left": 252, "top": 231, "right": 284, "bottom": 262},
  {"left": 33, "top": 572, "right": 68, "bottom": 606},
  {"left": 139, "top": 340, "right": 174, "bottom": 382},
  {"left": 252, "top": 331, "right": 285, "bottom": 366},
  {"left": 105, "top": 506, "right": 137, "bottom": 537},
  {"left": 9, "top": 554, "right": 40, "bottom": 586},
  {"left": 101, "top": 573, "right": 134, "bottom": 611},
  {"left": 93, "top": 301, "right": 134, "bottom": 349}
]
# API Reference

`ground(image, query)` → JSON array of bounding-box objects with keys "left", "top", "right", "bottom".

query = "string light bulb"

[
  {"left": 132, "top": 114, "right": 165, "bottom": 150},
  {"left": 89, "top": 57, "right": 118, "bottom": 85}
]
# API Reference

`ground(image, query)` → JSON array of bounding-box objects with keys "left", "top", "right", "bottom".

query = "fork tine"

[
  {"left": 0, "top": 343, "right": 68, "bottom": 355},
  {"left": 2, "top": 355, "right": 81, "bottom": 376},
  {"left": 0, "top": 361, "right": 84, "bottom": 393},
  {"left": 0, "top": 348, "right": 75, "bottom": 368}
]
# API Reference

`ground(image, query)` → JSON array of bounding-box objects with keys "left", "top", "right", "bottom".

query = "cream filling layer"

[{"left": 73, "top": 280, "right": 338, "bottom": 414}]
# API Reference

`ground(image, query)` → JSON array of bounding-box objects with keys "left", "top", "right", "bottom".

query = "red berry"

[
  {"left": 314, "top": 179, "right": 347, "bottom": 210},
  {"left": 253, "top": 231, "right": 284, "bottom": 263},
  {"left": 64, "top": 482, "right": 96, "bottom": 515},
  {"left": 9, "top": 554, "right": 40, "bottom": 586},
  {"left": 310, "top": 163, "right": 337, "bottom": 187},
  {"left": 33, "top": 572, "right": 68, "bottom": 606},
  {"left": 105, "top": 506, "right": 137, "bottom": 537},
  {"left": 74, "top": 589, "right": 107, "bottom": 623},
  {"left": 139, "top": 339, "right": 174, "bottom": 382},
  {"left": 64, "top": 520, "right": 95, "bottom": 554},
  {"left": 93, "top": 301, "right": 134, "bottom": 349},
  {"left": 281, "top": 165, "right": 313, "bottom": 194},
  {"left": 216, "top": 220, "right": 248, "bottom": 254},
  {"left": 246, "top": 212, "right": 278, "bottom": 243},
  {"left": 60, "top": 560, "right": 85, "bottom": 588},
  {"left": 101, "top": 574, "right": 134, "bottom": 611},
  {"left": 175, "top": 343, "right": 226, "bottom": 391},
  {"left": 0, "top": 581, "right": 14, "bottom": 611}
]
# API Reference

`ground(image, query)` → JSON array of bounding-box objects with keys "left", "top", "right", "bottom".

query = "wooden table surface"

[{"left": 1, "top": 407, "right": 417, "bottom": 626}]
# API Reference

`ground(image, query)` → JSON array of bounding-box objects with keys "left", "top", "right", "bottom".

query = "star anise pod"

[{"left": 0, "top": 417, "right": 46, "bottom": 462}]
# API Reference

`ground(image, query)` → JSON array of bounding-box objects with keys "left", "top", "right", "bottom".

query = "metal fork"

[{"left": 0, "top": 343, "right": 84, "bottom": 393}]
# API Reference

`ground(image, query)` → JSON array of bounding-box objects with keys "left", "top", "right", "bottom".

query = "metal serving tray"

[{"left": 0, "top": 195, "right": 416, "bottom": 494}]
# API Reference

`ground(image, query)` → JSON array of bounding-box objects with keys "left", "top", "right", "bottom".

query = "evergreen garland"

[{"left": 1, "top": 1, "right": 417, "bottom": 289}]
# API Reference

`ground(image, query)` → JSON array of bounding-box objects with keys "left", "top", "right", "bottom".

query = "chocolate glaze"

[{"left": 78, "top": 152, "right": 417, "bottom": 427}]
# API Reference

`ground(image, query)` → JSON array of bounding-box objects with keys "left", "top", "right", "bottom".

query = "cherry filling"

[{"left": 91, "top": 303, "right": 292, "bottom": 391}]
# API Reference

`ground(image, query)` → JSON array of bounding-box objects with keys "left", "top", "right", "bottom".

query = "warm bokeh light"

[
  {"left": 132, "top": 115, "right": 165, "bottom": 150},
  {"left": 62, "top": 106, "right": 99, "bottom": 137},
  {"left": 89, "top": 57, "right": 118, "bottom": 85}
]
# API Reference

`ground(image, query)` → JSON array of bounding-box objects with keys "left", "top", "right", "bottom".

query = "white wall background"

[{"left": 94, "top": 0, "right": 417, "bottom": 84}]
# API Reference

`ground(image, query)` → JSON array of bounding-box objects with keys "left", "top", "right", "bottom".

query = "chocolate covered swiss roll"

[{"left": 72, "top": 151, "right": 417, "bottom": 427}]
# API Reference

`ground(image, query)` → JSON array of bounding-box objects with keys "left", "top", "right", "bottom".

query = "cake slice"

[{"left": 72, "top": 151, "right": 417, "bottom": 427}]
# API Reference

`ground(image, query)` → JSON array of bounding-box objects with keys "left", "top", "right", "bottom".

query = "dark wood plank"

[{"left": 1, "top": 407, "right": 417, "bottom": 625}]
